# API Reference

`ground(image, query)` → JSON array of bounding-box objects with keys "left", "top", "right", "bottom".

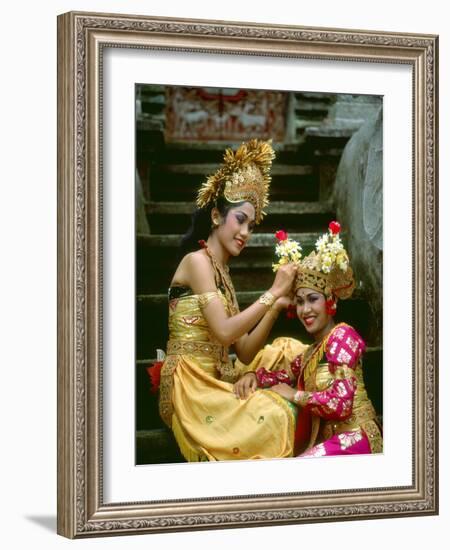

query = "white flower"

[
  {"left": 315, "top": 231, "right": 349, "bottom": 274},
  {"left": 273, "top": 234, "right": 302, "bottom": 271},
  {"left": 315, "top": 234, "right": 328, "bottom": 252}
]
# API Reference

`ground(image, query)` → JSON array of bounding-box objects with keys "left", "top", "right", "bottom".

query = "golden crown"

[
  {"left": 196, "top": 139, "right": 275, "bottom": 224},
  {"left": 295, "top": 221, "right": 355, "bottom": 300}
]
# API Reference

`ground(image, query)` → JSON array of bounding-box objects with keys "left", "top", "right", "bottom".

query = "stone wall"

[{"left": 333, "top": 106, "right": 383, "bottom": 345}]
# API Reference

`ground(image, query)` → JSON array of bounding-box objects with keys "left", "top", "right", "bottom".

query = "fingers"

[
  {"left": 241, "top": 378, "right": 254, "bottom": 399},
  {"left": 233, "top": 375, "right": 257, "bottom": 400},
  {"left": 233, "top": 380, "right": 244, "bottom": 399},
  {"left": 233, "top": 381, "right": 243, "bottom": 399}
]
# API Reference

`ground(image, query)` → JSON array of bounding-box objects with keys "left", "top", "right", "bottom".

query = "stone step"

[
  {"left": 139, "top": 84, "right": 166, "bottom": 94},
  {"left": 136, "top": 258, "right": 289, "bottom": 295},
  {"left": 302, "top": 131, "right": 351, "bottom": 159},
  {"left": 147, "top": 168, "right": 320, "bottom": 202},
  {"left": 136, "top": 429, "right": 185, "bottom": 465},
  {"left": 148, "top": 178, "right": 320, "bottom": 203},
  {"left": 294, "top": 99, "right": 330, "bottom": 111},
  {"left": 136, "top": 230, "right": 344, "bottom": 294},
  {"left": 137, "top": 287, "right": 365, "bottom": 307},
  {"left": 135, "top": 291, "right": 376, "bottom": 359},
  {"left": 293, "top": 91, "right": 336, "bottom": 102},
  {"left": 137, "top": 345, "right": 383, "bottom": 366},
  {"left": 137, "top": 231, "right": 320, "bottom": 249},
  {"left": 153, "top": 163, "right": 314, "bottom": 176},
  {"left": 150, "top": 141, "right": 312, "bottom": 154},
  {"left": 305, "top": 126, "right": 357, "bottom": 138},
  {"left": 145, "top": 200, "right": 331, "bottom": 216},
  {"left": 139, "top": 93, "right": 166, "bottom": 105},
  {"left": 135, "top": 345, "right": 383, "bottom": 439},
  {"left": 137, "top": 118, "right": 165, "bottom": 132},
  {"left": 144, "top": 202, "right": 335, "bottom": 236}
]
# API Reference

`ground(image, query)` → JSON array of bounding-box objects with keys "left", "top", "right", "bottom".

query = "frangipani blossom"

[{"left": 272, "top": 230, "right": 302, "bottom": 272}]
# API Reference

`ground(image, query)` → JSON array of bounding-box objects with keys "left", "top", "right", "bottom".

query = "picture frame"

[{"left": 57, "top": 11, "right": 438, "bottom": 538}]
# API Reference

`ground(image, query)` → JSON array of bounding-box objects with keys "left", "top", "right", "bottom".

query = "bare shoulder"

[
  {"left": 183, "top": 249, "right": 211, "bottom": 268},
  {"left": 172, "top": 250, "right": 215, "bottom": 292}
]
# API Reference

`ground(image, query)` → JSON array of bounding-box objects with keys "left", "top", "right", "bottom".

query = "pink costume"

[{"left": 293, "top": 323, "right": 382, "bottom": 457}]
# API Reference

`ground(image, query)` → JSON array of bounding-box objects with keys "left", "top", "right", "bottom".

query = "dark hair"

[{"left": 179, "top": 196, "right": 247, "bottom": 258}]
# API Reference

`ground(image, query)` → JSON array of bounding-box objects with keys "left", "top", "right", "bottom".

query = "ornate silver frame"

[{"left": 57, "top": 11, "right": 438, "bottom": 538}]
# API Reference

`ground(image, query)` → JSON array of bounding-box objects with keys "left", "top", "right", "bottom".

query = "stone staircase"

[{"left": 135, "top": 88, "right": 383, "bottom": 464}]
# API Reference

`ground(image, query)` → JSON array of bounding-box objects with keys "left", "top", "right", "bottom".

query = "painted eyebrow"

[{"left": 235, "top": 211, "right": 256, "bottom": 224}]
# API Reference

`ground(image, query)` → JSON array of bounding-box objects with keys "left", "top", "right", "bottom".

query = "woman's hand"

[
  {"left": 270, "top": 263, "right": 297, "bottom": 298},
  {"left": 233, "top": 372, "right": 257, "bottom": 399},
  {"left": 270, "top": 383, "right": 297, "bottom": 402},
  {"left": 273, "top": 295, "right": 295, "bottom": 311}
]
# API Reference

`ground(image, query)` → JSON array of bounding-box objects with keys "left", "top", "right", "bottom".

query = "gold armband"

[
  {"left": 259, "top": 291, "right": 276, "bottom": 307},
  {"left": 198, "top": 291, "right": 220, "bottom": 309}
]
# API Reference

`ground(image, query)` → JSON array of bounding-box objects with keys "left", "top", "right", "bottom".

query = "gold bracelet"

[
  {"left": 259, "top": 291, "right": 276, "bottom": 307},
  {"left": 293, "top": 390, "right": 309, "bottom": 407}
]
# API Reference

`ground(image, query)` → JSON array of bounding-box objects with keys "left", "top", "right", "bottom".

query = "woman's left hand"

[
  {"left": 273, "top": 295, "right": 295, "bottom": 311},
  {"left": 233, "top": 372, "right": 257, "bottom": 399},
  {"left": 270, "top": 383, "right": 297, "bottom": 402}
]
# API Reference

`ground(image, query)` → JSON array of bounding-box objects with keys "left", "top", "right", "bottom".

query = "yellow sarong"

[{"left": 159, "top": 290, "right": 305, "bottom": 461}]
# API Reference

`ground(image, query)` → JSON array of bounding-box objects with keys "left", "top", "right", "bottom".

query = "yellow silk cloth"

[
  {"left": 160, "top": 291, "right": 300, "bottom": 461},
  {"left": 235, "top": 336, "right": 307, "bottom": 379}
]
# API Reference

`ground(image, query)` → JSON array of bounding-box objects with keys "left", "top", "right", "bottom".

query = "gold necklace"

[
  {"left": 202, "top": 244, "right": 239, "bottom": 315},
  {"left": 302, "top": 322, "right": 347, "bottom": 382}
]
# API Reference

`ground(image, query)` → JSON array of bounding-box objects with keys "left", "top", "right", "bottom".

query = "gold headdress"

[
  {"left": 196, "top": 139, "right": 275, "bottom": 224},
  {"left": 295, "top": 221, "right": 355, "bottom": 300}
]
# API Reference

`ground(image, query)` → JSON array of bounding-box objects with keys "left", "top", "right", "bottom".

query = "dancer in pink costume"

[{"left": 247, "top": 221, "right": 383, "bottom": 457}]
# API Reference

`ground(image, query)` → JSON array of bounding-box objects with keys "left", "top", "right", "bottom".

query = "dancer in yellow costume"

[{"left": 159, "top": 139, "right": 305, "bottom": 461}]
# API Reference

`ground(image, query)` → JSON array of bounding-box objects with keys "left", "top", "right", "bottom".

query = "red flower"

[
  {"left": 275, "top": 229, "right": 288, "bottom": 242},
  {"left": 328, "top": 221, "right": 341, "bottom": 235},
  {"left": 286, "top": 304, "right": 297, "bottom": 319},
  {"left": 146, "top": 361, "right": 163, "bottom": 394},
  {"left": 325, "top": 298, "right": 337, "bottom": 316}
]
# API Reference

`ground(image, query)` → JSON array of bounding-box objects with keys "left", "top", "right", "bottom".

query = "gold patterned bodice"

[
  {"left": 166, "top": 286, "right": 237, "bottom": 381},
  {"left": 168, "top": 291, "right": 216, "bottom": 344}
]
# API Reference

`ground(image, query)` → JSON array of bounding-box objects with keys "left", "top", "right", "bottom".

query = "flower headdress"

[
  {"left": 272, "top": 230, "right": 302, "bottom": 319},
  {"left": 196, "top": 139, "right": 275, "bottom": 224},
  {"left": 295, "top": 221, "right": 355, "bottom": 301},
  {"left": 272, "top": 230, "right": 302, "bottom": 271}
]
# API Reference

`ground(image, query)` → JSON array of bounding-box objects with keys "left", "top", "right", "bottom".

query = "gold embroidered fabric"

[
  {"left": 160, "top": 289, "right": 296, "bottom": 461},
  {"left": 167, "top": 339, "right": 224, "bottom": 361},
  {"left": 361, "top": 420, "right": 383, "bottom": 453},
  {"left": 159, "top": 355, "right": 180, "bottom": 427},
  {"left": 302, "top": 323, "right": 347, "bottom": 384}
]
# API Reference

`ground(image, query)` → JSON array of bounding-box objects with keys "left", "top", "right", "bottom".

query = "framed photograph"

[
  {"left": 57, "top": 11, "right": 438, "bottom": 538},
  {"left": 134, "top": 83, "right": 385, "bottom": 467}
]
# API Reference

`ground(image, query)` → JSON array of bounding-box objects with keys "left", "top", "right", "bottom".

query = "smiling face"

[
  {"left": 296, "top": 287, "right": 335, "bottom": 341},
  {"left": 213, "top": 201, "right": 256, "bottom": 258}
]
